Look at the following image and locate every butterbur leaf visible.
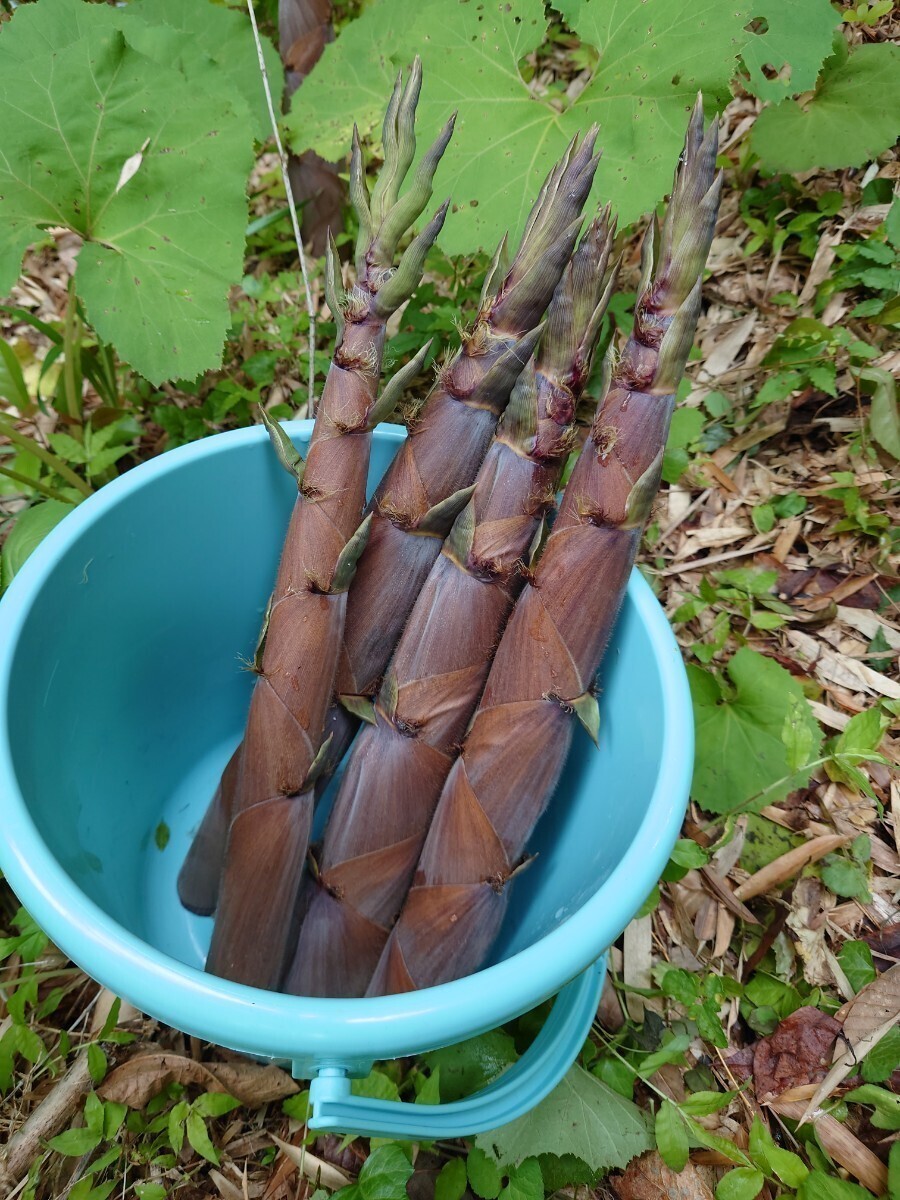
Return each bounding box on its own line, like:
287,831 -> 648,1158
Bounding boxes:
782,693 -> 815,772
118,0 -> 281,140
358,1145 -> 415,1200
425,1030 -> 518,1102
689,648 -> 823,815
537,1154 -> 598,1191
475,1065 -> 651,1171
352,1069 -> 401,1103
290,0 -> 753,252
655,1100 -> 689,1172
0,0 -> 256,384
739,0 -> 840,101
414,1067 -> 441,1106
751,42 -> 900,172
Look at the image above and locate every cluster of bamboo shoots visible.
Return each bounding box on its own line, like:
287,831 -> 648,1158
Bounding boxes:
178,61 -> 721,997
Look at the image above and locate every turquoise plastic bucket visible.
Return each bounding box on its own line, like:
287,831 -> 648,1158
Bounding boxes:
0,422 -> 692,1139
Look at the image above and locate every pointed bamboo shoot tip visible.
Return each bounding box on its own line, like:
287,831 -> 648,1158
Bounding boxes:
259,405 -> 304,485
303,734 -> 335,789
572,691 -> 601,747
340,694 -> 378,725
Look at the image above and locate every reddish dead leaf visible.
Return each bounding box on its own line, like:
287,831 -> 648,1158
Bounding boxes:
727,1006 -> 841,1101
862,921 -> 900,971
614,1151 -> 715,1200
769,565 -> 884,611
99,1051 -> 298,1108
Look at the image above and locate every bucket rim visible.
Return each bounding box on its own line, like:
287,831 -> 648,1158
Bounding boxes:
0,422 -> 692,1062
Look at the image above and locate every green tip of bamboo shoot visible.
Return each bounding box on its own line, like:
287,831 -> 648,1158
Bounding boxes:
258,406 -> 304,485
331,513 -> 374,593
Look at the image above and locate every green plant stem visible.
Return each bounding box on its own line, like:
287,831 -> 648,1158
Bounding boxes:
61,276 -> 83,421
0,465 -> 76,504
0,417 -> 92,496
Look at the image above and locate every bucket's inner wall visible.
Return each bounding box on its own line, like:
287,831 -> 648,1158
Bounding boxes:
7,426 -> 665,976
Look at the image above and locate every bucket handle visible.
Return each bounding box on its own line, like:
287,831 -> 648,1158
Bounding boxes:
307,958 -> 604,1140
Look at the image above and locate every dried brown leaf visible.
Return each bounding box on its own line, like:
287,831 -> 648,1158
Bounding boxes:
786,878 -> 835,987
206,1061 -> 299,1107
615,1151 -> 716,1200
843,961 -> 900,1045
769,1099 -> 888,1195
99,1052 -> 225,1108
99,1052 -> 298,1109
862,920 -> 900,969
733,835 -> 850,901
270,1136 -> 353,1190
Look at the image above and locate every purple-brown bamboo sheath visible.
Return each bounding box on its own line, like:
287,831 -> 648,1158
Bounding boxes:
369,100 -> 722,995
188,63 -> 455,987
284,212 -> 616,998
310,132 -> 604,805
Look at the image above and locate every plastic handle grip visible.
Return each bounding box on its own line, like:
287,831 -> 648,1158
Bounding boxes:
307,958 -> 605,1140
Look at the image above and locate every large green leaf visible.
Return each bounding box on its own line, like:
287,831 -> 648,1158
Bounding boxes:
738,0 -> 840,102
0,0 -> 262,384
474,1064 -> 652,1171
689,648 -> 823,815
119,0 -> 282,141
751,41 -> 900,172
287,0 -> 839,254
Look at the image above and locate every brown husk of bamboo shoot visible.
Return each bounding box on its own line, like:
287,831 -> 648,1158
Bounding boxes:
311,132 -> 604,802
368,100 -> 722,996
178,66 -> 455,923
194,63 -> 454,988
284,213 -> 617,998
